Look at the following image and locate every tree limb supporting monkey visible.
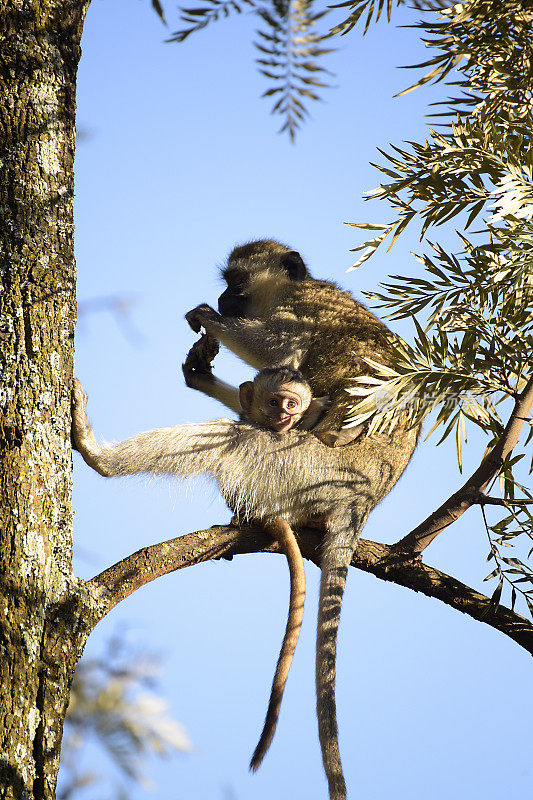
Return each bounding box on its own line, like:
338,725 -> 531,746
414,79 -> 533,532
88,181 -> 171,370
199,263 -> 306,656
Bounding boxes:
86,523 -> 533,655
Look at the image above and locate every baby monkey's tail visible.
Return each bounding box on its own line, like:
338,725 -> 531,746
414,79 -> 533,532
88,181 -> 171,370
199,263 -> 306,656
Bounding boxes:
250,517 -> 305,771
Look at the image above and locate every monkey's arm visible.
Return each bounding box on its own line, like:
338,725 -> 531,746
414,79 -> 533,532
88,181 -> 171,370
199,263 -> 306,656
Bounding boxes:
185,373 -> 242,415
185,304 -> 310,370
299,396 -> 364,446
298,395 -> 331,431
71,379 -> 112,476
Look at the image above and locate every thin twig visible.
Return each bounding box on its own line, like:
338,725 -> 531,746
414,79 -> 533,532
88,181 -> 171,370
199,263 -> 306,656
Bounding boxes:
478,496 -> 533,507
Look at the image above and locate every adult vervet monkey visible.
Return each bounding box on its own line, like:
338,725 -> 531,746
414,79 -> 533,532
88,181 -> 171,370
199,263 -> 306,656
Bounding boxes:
183,239 -> 419,799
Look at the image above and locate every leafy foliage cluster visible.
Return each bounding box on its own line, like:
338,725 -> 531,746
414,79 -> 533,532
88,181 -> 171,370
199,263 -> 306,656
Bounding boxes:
344,0 -> 533,613
167,0 -> 454,138
330,0 -> 451,38
168,0 -> 451,138
169,0 -> 333,140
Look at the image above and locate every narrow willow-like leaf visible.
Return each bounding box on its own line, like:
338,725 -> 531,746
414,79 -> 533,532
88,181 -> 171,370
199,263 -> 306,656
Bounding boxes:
151,0 -> 167,23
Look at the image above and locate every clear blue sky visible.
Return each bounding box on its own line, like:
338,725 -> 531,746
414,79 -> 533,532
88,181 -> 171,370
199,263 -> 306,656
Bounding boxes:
70,2 -> 531,798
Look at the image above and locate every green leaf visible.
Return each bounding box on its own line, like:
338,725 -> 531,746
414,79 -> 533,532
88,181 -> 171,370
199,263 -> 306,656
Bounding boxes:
151,0 -> 167,23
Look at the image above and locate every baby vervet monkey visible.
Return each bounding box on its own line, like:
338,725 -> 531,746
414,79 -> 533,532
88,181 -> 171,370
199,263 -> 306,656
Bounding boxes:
183,336 -> 360,772
237,364 -> 362,766
239,365 -> 325,432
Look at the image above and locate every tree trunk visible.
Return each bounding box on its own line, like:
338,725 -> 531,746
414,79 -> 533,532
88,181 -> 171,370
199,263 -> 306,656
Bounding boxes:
0,0 -> 89,796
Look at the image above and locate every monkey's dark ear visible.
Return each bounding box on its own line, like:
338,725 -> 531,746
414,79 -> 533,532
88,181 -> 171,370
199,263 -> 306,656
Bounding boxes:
281,251 -> 308,281
239,381 -> 255,413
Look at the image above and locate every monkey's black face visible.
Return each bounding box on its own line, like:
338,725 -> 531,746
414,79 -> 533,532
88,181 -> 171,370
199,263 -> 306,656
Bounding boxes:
218,267 -> 249,317
217,245 -> 308,317
218,285 -> 248,317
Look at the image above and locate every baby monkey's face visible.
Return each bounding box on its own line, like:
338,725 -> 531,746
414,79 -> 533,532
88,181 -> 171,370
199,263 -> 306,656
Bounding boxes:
261,384 -> 310,433
238,370 -> 312,433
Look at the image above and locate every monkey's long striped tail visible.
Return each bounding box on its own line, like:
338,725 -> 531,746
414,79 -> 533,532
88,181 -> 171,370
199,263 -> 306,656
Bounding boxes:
316,512 -> 368,800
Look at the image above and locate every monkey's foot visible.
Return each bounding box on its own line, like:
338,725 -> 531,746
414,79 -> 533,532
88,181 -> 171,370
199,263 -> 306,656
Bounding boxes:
182,333 -> 220,386
314,424 -> 364,448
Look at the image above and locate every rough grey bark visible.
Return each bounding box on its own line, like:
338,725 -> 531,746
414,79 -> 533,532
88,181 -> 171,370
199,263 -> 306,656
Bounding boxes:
0,0 -> 90,796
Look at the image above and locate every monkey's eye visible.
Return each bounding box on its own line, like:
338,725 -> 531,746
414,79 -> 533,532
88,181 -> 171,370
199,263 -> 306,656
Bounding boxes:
268,398 -> 280,408
222,267 -> 247,291
287,400 -> 297,409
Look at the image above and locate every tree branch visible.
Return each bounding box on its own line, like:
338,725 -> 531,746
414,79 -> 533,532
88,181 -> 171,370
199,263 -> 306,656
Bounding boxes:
87,523 -> 533,654
395,375 -> 533,554
479,496 -> 533,507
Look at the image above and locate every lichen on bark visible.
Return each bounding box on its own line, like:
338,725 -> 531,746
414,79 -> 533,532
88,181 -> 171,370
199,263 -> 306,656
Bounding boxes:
0,0 -> 90,796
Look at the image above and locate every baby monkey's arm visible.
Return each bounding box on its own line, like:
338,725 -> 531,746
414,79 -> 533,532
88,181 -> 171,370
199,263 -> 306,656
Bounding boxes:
298,395 -> 364,447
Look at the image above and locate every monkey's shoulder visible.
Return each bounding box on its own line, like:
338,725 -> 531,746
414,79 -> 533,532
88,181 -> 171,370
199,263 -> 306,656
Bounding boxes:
281,279 -> 388,331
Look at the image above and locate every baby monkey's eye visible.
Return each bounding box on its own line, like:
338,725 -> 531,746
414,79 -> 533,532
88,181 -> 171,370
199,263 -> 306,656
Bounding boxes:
287,400 -> 297,409
268,398 -> 280,407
